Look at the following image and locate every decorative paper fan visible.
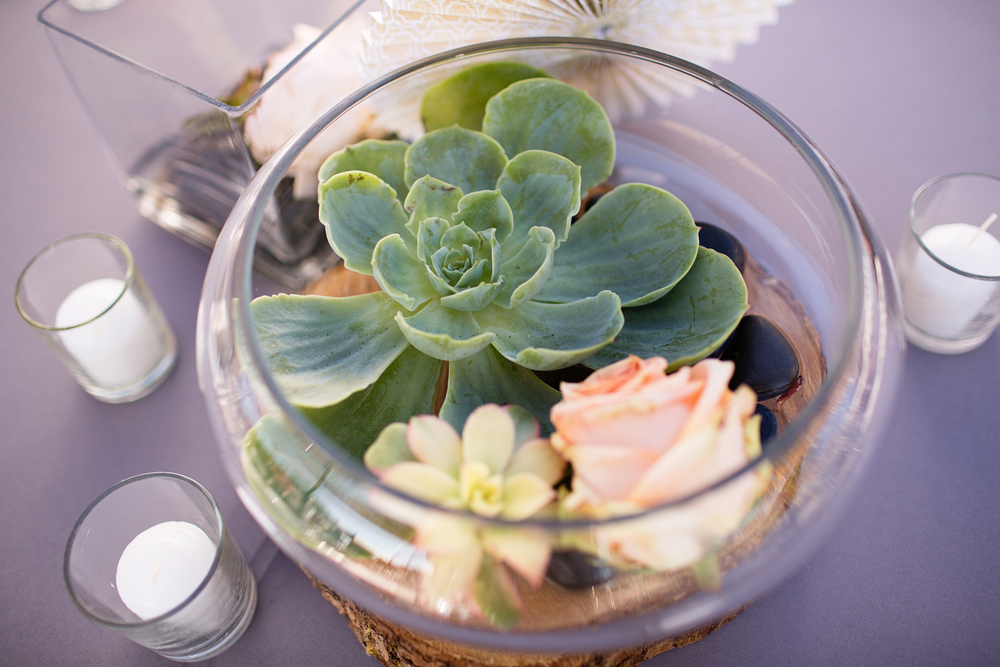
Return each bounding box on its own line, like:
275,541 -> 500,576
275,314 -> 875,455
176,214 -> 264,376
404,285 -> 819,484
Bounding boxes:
361,0 -> 793,137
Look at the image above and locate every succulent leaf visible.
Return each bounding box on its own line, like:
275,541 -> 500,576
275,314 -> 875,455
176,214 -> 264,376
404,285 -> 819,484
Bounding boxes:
318,138 -> 410,205
495,226 -> 556,309
299,345 -> 443,459
421,62 -> 552,132
461,404 -> 516,475
250,292 -> 409,408
472,554 -> 522,628
585,248 -> 749,372
372,234 -> 439,311
319,170 -> 411,274
403,176 -> 463,237
382,461 -> 460,504
363,423 -> 414,475
483,78 -> 615,192
537,183 -> 700,306
407,416 -> 463,477
452,190 -> 514,246
477,291 -> 624,371
439,280 -> 505,312
395,301 -> 496,361
404,126 -> 508,195
440,347 -> 561,433
497,150 -> 581,256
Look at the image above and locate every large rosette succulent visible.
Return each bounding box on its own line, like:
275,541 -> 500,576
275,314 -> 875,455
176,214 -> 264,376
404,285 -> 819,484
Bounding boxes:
250,63 -> 749,457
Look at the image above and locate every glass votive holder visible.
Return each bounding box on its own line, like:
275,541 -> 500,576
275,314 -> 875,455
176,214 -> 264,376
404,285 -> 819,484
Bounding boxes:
64,473 -> 258,662
896,173 -> 1000,354
15,232 -> 177,402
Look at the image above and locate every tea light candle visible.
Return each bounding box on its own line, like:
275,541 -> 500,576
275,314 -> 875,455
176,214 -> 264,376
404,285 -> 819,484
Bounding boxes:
55,278 -> 164,387
902,219 -> 1000,339
115,521 -> 216,620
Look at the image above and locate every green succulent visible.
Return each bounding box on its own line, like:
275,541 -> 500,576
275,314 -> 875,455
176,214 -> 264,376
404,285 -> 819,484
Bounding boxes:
250,64 -> 748,458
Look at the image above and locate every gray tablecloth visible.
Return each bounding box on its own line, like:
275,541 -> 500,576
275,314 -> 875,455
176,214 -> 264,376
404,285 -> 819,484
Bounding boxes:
2,0 -> 999,664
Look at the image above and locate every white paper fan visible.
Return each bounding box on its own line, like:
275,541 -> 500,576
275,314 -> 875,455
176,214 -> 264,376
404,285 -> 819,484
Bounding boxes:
360,0 -> 794,137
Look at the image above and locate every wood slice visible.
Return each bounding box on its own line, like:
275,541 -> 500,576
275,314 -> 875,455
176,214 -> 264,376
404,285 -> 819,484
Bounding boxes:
305,570 -> 744,667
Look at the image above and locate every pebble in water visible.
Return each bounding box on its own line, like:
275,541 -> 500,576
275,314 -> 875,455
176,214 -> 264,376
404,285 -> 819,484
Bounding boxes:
546,549 -> 616,589
721,315 -> 800,400
696,222 -> 747,274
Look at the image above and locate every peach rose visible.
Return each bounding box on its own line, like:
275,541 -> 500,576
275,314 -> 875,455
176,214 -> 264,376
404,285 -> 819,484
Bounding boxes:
551,355 -> 761,515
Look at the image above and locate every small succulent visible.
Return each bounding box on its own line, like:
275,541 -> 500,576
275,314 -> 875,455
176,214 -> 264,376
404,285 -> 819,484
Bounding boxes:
250,62 -> 748,456
365,404 -> 565,626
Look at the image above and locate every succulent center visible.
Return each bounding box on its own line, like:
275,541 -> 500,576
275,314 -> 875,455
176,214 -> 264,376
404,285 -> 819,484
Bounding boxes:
459,460 -> 505,517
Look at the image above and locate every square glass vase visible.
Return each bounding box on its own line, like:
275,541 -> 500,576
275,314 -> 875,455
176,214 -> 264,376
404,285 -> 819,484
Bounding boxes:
38,0 -> 369,288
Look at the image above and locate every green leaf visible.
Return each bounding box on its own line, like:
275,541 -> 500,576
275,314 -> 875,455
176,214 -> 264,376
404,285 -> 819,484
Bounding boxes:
497,150 -> 580,256
395,300 -> 496,361
250,292 -> 409,408
416,217 -> 450,265
318,139 -> 410,205
537,183 -> 699,306
372,234 -> 439,311
404,126 -> 508,196
299,345 -> 443,460
477,291 -> 624,371
496,226 -> 556,309
439,280 -> 504,312
245,414 -> 331,515
319,171 -> 411,274
483,78 -> 615,192
584,247 -> 749,372
452,190 -> 513,246
472,554 -> 522,629
421,62 -> 552,132
440,346 -> 562,433
363,423 -> 415,476
403,176 -> 463,238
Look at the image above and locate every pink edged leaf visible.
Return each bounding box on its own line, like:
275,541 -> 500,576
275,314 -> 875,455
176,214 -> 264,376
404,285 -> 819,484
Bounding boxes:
364,423 -> 416,476
481,528 -> 551,588
381,461 -> 459,505
461,404 -> 515,475
500,473 -> 556,521
506,438 -> 566,486
407,415 -> 462,477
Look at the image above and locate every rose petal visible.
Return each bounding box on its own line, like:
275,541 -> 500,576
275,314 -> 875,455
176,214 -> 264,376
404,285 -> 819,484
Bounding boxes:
569,446 -> 658,502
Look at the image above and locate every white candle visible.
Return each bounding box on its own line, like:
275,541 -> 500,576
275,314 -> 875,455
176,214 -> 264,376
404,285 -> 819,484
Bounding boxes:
55,278 -> 164,387
901,222 -> 1000,338
116,521 -> 216,620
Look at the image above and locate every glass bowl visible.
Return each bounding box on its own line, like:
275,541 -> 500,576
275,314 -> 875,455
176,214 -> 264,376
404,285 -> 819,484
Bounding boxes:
197,38 -> 903,655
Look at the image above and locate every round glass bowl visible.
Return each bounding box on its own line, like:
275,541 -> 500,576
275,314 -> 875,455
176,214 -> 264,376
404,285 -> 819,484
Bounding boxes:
197,38 -> 903,655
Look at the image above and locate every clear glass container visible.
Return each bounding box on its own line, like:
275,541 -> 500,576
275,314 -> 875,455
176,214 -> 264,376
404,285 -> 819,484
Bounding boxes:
196,39 -> 904,655
64,473 -> 257,662
15,232 -> 177,402
896,172 -> 1000,354
37,0 -> 369,288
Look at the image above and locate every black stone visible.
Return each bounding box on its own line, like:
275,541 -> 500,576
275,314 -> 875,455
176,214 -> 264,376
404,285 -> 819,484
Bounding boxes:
533,364 -> 592,391
721,315 -> 800,400
707,327 -> 737,359
546,549 -> 616,589
696,221 -> 747,274
755,404 -> 778,445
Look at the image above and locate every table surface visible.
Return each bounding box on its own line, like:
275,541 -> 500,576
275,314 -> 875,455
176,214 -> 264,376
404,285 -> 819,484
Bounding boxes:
3,0 -> 999,665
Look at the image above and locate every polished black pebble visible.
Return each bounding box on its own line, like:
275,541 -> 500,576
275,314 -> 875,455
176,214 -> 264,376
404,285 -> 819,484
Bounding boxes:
546,549 -> 616,589
696,221 -> 747,274
534,364 -> 592,390
707,327 -> 737,359
755,403 -> 778,444
721,315 -> 800,400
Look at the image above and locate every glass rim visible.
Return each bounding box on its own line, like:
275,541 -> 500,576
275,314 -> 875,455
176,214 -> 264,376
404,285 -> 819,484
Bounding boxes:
909,171 -> 1000,281
230,37 -> 870,528
36,0 -> 370,119
14,231 -> 136,332
63,472 -> 226,629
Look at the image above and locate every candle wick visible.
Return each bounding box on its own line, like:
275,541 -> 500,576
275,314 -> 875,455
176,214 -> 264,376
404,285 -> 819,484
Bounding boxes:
150,558 -> 162,586
966,212 -> 998,248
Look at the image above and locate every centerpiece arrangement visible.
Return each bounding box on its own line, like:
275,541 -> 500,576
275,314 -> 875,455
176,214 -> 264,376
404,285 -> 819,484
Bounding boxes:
197,38 -> 900,667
